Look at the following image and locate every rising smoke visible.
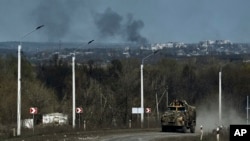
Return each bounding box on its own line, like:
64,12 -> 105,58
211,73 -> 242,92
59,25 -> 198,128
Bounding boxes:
94,7 -> 148,44
31,1 -> 148,44
124,13 -> 148,44
32,0 -> 81,42
94,8 -> 123,37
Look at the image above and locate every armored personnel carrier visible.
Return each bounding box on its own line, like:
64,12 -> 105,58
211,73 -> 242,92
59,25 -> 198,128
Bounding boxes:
161,99 -> 196,133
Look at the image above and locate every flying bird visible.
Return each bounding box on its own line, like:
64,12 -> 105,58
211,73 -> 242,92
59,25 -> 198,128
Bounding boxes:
88,40 -> 94,44
36,25 -> 44,30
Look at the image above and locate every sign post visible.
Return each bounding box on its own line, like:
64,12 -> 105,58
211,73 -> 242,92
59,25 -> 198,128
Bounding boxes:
29,107 -> 38,134
145,108 -> 151,128
76,107 -> 83,128
132,107 -> 143,127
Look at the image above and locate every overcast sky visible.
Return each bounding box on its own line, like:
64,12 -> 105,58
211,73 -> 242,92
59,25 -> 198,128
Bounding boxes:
1,0 -> 250,44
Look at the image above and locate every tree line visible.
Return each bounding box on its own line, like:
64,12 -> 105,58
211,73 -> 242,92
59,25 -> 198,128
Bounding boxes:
0,55 -> 249,128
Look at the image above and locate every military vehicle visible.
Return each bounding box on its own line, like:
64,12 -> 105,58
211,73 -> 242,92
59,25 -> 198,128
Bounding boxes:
161,99 -> 196,133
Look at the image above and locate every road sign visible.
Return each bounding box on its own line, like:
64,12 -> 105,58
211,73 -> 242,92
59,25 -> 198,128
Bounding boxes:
145,108 -> 151,113
76,107 -> 83,114
30,107 -> 38,114
132,107 -> 144,114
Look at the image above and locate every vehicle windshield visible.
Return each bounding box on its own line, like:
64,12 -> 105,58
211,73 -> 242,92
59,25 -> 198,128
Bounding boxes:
167,107 -> 176,111
178,107 -> 186,111
167,106 -> 186,111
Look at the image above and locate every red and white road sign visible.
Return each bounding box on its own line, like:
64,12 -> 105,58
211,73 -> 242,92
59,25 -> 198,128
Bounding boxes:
76,107 -> 83,114
30,107 -> 38,114
145,108 -> 151,113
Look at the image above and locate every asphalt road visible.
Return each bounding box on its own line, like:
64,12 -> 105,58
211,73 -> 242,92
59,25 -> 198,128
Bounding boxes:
6,128 -> 199,141
61,129 -> 199,141
99,132 -> 198,141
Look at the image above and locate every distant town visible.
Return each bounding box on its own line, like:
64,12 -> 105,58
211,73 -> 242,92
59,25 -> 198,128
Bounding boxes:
1,40 -> 250,64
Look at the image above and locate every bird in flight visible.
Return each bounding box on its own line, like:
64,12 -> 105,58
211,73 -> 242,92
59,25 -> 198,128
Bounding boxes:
88,40 -> 94,44
36,25 -> 44,30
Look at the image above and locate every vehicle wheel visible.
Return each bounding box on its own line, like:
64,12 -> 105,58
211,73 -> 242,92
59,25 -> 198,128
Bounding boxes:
182,126 -> 187,133
162,126 -> 166,132
190,126 -> 195,133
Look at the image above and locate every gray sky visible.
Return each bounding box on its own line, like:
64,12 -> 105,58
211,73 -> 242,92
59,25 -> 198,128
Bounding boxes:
1,0 -> 250,43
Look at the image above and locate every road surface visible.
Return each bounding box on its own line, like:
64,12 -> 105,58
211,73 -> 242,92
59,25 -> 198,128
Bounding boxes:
7,128 -> 199,141
99,131 -> 198,141
63,129 -> 199,141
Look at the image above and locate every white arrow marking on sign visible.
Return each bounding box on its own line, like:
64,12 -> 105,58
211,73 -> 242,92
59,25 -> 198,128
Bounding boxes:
76,107 -> 83,113
30,107 -> 37,114
146,108 -> 151,113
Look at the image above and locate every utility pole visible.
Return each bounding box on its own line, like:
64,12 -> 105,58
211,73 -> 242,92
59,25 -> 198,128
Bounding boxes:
140,50 -> 159,128
219,69 -> 222,126
72,54 -> 76,128
247,96 -> 249,125
166,86 -> 168,107
17,25 -> 44,136
156,91 -> 159,121
72,40 -> 94,128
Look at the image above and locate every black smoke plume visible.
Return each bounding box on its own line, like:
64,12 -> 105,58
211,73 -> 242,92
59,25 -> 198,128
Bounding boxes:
94,8 -> 123,37
124,14 -> 148,44
94,7 -> 148,44
32,0 -> 79,42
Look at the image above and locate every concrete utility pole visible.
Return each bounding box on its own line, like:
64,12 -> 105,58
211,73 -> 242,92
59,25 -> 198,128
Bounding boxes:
140,50 -> 158,128
140,63 -> 144,128
17,25 -> 44,136
166,86 -> 168,108
72,40 -> 94,128
247,96 -> 249,124
219,69 -> 222,126
155,91 -> 159,121
72,54 -> 76,128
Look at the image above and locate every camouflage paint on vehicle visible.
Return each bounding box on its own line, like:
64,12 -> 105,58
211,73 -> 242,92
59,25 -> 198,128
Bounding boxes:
161,100 -> 196,133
